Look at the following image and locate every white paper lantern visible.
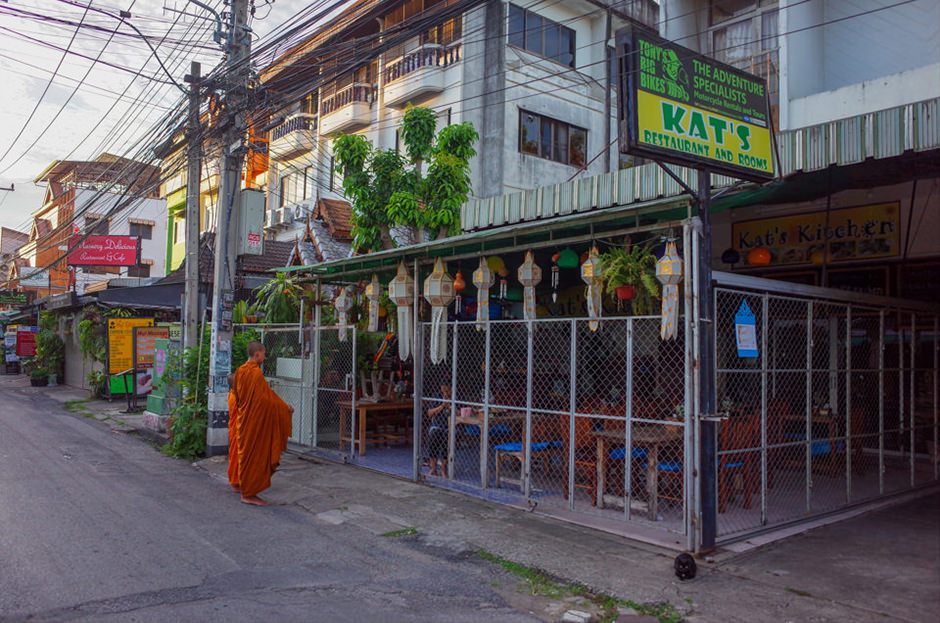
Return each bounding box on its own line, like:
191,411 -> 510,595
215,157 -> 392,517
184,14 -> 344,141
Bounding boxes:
388,261 -> 415,360
334,285 -> 353,342
581,246 -> 603,332
472,257 -> 495,329
517,251 -> 542,320
364,274 -> 382,333
656,241 -> 682,340
423,258 -> 454,364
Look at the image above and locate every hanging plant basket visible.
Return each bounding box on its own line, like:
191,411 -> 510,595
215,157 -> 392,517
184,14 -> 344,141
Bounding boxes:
615,285 -> 636,300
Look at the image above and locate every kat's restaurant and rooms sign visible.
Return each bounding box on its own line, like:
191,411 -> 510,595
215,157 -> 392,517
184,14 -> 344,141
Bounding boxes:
733,203 -> 900,266
616,27 -> 774,182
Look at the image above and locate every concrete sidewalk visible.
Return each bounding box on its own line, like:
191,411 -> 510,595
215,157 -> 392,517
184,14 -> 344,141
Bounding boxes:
17,377 -> 940,622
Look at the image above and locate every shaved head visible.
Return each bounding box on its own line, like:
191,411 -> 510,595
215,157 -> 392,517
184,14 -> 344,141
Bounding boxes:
247,341 -> 265,357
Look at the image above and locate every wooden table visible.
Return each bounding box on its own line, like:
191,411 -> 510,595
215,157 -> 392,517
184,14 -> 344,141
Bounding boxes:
594,424 -> 682,520
337,399 -> 413,456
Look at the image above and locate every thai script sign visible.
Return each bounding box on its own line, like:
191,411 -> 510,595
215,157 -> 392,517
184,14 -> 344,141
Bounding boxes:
732,203 -> 899,266
16,326 -> 38,357
68,235 -> 140,267
616,27 -> 774,181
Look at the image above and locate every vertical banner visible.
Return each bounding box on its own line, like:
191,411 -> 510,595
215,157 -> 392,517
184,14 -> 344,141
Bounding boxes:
16,326 -> 39,357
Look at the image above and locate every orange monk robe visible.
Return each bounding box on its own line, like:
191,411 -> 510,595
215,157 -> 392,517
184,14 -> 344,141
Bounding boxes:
227,390 -> 239,488
233,361 -> 292,498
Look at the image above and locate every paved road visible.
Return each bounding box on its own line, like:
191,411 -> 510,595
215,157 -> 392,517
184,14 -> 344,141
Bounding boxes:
0,386 -> 539,623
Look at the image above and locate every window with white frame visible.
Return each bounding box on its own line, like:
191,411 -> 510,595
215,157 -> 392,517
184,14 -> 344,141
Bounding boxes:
507,4 -> 576,68
278,166 -> 313,207
709,1 -> 779,125
519,110 -> 586,167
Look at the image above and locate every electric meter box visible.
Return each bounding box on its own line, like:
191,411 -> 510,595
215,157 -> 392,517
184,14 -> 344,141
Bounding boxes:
237,188 -> 265,256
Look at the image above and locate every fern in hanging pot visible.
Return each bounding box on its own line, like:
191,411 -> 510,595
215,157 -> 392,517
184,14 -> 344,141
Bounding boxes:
601,242 -> 660,315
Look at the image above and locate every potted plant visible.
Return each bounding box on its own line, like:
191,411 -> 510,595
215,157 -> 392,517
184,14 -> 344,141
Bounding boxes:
601,242 -> 660,313
26,361 -> 49,387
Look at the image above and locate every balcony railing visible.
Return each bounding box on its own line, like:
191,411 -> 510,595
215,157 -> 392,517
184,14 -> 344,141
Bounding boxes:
321,83 -> 374,117
385,43 -> 461,84
271,113 -> 317,141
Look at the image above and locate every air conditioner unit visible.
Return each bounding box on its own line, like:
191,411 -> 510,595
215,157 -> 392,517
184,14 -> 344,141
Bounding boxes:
294,205 -> 304,220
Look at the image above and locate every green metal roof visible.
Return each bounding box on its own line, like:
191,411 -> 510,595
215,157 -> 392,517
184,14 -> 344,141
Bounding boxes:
276,195 -> 691,281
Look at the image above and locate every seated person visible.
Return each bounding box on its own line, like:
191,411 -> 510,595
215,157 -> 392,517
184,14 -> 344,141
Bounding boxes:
425,377 -> 453,477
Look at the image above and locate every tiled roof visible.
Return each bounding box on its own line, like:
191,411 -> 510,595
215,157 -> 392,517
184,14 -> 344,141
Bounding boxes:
307,218 -> 352,262
313,198 -> 352,240
159,233 -> 296,284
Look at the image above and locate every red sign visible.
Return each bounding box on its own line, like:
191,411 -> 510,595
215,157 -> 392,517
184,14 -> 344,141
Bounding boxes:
67,235 -> 140,266
16,326 -> 38,357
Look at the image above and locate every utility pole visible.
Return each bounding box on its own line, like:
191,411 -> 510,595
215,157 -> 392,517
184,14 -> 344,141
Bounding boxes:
206,0 -> 251,456
183,61 -> 202,352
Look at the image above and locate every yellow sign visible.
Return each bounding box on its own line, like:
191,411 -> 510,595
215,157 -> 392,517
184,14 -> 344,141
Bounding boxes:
637,90 -> 773,176
732,203 -> 900,266
107,318 -> 153,374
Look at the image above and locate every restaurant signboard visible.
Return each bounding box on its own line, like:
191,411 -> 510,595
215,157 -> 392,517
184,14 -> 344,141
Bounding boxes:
732,202 -> 900,266
616,27 -> 774,181
67,235 -> 140,267
0,290 -> 29,305
133,326 -> 169,395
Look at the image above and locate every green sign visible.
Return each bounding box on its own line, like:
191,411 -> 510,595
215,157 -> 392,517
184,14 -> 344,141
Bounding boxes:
0,291 -> 29,305
616,27 -> 774,182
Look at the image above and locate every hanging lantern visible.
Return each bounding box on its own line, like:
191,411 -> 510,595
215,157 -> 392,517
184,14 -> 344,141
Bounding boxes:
656,241 -> 683,340
334,286 -> 353,342
453,270 -> 466,314
498,266 -> 509,301
365,274 -> 382,332
551,252 -> 560,302
581,245 -> 603,332
557,248 -> 579,269
517,251 -> 542,320
748,247 -> 772,266
486,255 -> 505,274
388,261 -> 415,360
423,258 -> 455,364
472,256 -> 495,329
721,248 -> 740,266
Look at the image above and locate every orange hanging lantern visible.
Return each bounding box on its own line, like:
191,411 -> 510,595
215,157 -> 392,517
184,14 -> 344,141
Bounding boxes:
747,247 -> 772,266
453,270 -> 466,314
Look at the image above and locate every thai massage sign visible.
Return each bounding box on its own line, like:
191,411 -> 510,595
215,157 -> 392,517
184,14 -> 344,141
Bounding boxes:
616,27 -> 774,181
733,203 -> 900,266
67,235 -> 140,266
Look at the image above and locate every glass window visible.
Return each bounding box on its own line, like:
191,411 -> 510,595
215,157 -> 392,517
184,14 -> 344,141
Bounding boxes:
569,127 -> 587,167
127,264 -> 150,278
508,4 -> 525,48
519,110 -> 586,167
543,24 -> 560,61
558,27 -> 575,68
524,12 -> 543,56
129,223 -> 152,240
85,217 -> 108,235
553,123 -> 568,164
710,0 -> 759,25
519,112 -> 539,155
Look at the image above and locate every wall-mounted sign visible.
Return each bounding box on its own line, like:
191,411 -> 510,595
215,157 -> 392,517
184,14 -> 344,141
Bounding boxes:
0,291 -> 29,305
616,27 -> 774,182
732,202 -> 900,266
734,300 -> 758,358
16,325 -> 38,357
67,235 -> 140,267
19,268 -> 49,289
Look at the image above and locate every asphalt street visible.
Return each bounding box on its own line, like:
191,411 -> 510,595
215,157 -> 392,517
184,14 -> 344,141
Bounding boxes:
0,385 -> 541,623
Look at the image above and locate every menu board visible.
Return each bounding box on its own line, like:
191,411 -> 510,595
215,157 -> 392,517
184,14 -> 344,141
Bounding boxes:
107,318 -> 153,375
133,326 -> 169,395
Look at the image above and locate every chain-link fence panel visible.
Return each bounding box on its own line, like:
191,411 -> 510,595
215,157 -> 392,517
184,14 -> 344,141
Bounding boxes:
255,325 -> 307,446
914,312 -> 938,485
314,327 -> 355,454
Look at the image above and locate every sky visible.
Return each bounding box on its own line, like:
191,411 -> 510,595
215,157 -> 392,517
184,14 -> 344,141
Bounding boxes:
0,0 -> 314,234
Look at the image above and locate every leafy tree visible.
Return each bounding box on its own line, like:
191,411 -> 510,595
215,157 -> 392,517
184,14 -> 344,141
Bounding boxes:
333,107 -> 478,252
252,272 -> 308,324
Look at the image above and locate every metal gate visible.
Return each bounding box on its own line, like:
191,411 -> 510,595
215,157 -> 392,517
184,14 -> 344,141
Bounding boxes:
713,278 -> 939,541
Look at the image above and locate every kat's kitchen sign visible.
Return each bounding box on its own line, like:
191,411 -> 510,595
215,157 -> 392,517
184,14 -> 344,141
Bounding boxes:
733,203 -> 900,266
616,27 -> 774,182
67,235 -> 140,267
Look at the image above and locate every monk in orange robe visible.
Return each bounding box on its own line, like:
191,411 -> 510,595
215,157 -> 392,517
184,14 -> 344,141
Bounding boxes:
232,341 -> 293,506
226,373 -> 240,492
